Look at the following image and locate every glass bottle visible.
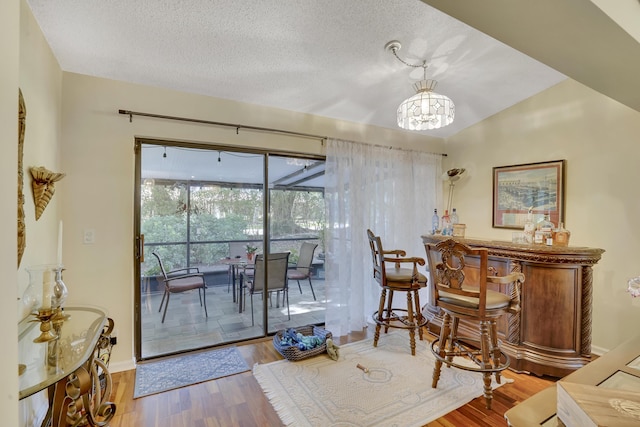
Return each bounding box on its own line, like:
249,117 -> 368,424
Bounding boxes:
451,208 -> 459,225
23,264 -> 68,313
535,214 -> 554,245
523,208 -> 535,244
431,209 -> 439,235
441,210 -> 451,236
553,222 -> 571,247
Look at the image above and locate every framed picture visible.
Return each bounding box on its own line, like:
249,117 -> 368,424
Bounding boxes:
493,160 -> 566,229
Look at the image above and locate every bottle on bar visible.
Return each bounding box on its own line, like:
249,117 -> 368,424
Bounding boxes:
536,213 -> 554,245
451,208 -> 459,226
523,207 -> 535,244
441,210 -> 452,236
553,222 -> 571,246
431,209 -> 439,235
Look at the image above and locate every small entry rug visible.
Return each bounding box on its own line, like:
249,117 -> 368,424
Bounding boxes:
134,346 -> 249,398
253,331 -> 512,426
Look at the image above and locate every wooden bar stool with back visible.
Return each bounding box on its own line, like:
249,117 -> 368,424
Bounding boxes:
367,229 -> 428,356
424,238 -> 525,410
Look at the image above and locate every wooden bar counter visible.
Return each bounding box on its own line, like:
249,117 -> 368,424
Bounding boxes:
421,235 -> 605,378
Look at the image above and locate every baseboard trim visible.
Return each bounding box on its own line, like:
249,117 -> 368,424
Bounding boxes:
590,344 -> 608,357
108,358 -> 136,373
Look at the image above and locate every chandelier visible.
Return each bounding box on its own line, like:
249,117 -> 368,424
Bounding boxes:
385,40 -> 455,131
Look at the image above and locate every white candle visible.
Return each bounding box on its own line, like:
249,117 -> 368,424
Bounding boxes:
42,269 -> 53,309
57,220 -> 63,266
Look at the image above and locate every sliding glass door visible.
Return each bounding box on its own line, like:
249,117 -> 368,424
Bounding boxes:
266,155 -> 326,334
134,141 -> 325,361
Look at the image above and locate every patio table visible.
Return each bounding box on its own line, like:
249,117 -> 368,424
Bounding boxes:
220,257 -> 250,313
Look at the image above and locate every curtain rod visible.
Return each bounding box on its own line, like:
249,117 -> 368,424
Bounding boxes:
118,109 -> 447,157
119,109 -> 327,141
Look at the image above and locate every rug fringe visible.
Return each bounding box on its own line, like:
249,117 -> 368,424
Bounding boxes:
252,363 -> 299,426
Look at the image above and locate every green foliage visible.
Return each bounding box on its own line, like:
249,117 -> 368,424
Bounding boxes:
288,248 -> 299,265
141,182 -> 188,218
189,213 -> 247,241
270,190 -> 325,238
142,260 -> 163,277
141,215 -> 187,243
141,181 -> 325,275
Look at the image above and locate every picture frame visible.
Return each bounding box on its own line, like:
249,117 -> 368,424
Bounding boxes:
492,160 -> 566,229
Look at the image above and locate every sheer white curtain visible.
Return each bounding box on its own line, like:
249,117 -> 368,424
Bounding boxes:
323,138 -> 442,337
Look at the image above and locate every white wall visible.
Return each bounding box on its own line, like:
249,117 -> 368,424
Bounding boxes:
444,78 -> 640,352
18,0 -> 64,298
1,0 -> 20,424
59,72 -> 446,370
16,1 -> 64,424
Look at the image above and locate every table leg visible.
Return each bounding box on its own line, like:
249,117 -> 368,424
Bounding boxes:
231,265 -> 236,303
238,271 -> 244,313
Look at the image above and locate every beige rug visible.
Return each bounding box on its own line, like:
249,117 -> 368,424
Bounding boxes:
253,331 -> 512,426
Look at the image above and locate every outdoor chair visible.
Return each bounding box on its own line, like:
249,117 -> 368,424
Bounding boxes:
242,252 -> 290,326
287,242 -> 318,300
367,229 -> 428,356
424,238 -> 525,409
152,252 -> 208,323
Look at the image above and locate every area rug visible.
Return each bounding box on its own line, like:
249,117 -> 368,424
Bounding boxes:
134,346 -> 249,398
253,331 -> 513,426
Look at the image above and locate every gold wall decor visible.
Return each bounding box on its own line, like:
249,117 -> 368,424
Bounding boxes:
30,166 -> 65,220
18,89 -> 26,268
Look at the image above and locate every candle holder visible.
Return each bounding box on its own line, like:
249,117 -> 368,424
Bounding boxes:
23,265 -> 69,342
31,308 -> 57,343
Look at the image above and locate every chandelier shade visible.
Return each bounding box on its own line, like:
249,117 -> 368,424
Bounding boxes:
397,79 -> 455,130
386,40 -> 455,131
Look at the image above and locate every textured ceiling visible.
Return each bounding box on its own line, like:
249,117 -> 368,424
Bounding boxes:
27,0 -> 567,139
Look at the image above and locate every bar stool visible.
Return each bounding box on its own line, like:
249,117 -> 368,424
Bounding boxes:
367,229 -> 428,356
424,238 -> 525,409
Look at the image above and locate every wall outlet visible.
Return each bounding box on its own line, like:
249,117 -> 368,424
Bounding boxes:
83,229 -> 95,244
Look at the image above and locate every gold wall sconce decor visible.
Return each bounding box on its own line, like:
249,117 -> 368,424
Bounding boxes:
30,166 -> 65,220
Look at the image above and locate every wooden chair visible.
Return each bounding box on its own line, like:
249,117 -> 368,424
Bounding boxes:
424,238 -> 525,410
367,229 -> 428,356
242,252 -> 290,326
152,252 -> 208,323
287,242 -> 318,300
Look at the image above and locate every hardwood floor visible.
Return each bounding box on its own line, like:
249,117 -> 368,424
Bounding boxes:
109,328 -> 556,427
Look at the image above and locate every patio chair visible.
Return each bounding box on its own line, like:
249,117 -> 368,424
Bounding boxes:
287,242 -> 318,300
152,252 -> 208,323
242,252 -> 290,326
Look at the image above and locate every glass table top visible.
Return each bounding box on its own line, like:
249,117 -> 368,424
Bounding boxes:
18,306 -> 107,400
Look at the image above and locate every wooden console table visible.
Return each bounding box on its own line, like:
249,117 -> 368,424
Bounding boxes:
421,235 -> 604,377
504,334 -> 640,426
19,306 -> 116,427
